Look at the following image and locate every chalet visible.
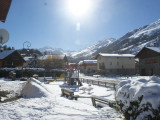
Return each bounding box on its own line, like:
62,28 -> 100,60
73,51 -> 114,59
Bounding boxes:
96,53 -> 135,75
78,60 -> 97,74
135,47 -> 160,76
0,50 -> 25,68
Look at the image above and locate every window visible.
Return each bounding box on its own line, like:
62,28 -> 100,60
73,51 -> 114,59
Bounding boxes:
149,59 -> 153,64
145,60 -> 147,64
99,63 -> 101,69
154,58 -> 158,63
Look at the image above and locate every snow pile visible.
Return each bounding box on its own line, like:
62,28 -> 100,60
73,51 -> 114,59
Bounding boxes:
116,76 -> 160,119
21,78 -> 51,98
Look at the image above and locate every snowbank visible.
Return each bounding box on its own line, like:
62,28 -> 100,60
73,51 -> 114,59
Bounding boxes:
21,78 -> 51,98
116,76 -> 160,119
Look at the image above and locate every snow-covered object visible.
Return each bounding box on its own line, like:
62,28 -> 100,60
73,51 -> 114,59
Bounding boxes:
83,60 -> 97,64
116,76 -> 160,119
86,84 -> 93,94
21,78 -> 51,98
99,53 -> 135,57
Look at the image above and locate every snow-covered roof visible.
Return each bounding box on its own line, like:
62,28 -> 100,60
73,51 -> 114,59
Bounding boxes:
0,50 -> 15,59
24,56 -> 33,61
78,61 -> 83,65
83,60 -> 97,64
68,63 -> 76,65
99,53 -> 135,58
146,47 -> 160,53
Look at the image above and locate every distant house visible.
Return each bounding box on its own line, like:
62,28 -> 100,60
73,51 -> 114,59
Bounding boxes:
0,50 -> 25,68
96,53 -> 135,75
135,47 -> 160,76
64,63 -> 77,70
78,60 -> 97,74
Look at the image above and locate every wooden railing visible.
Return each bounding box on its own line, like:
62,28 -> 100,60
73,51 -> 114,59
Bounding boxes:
79,78 -> 118,88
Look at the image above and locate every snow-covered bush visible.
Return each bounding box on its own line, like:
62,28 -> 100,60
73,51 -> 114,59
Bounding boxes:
116,76 -> 160,120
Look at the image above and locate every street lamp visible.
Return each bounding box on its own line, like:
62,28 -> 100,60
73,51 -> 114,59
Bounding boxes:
22,41 -> 31,78
23,41 -> 31,50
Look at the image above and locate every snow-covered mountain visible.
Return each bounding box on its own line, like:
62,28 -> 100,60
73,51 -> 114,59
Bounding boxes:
39,38 -> 116,59
39,46 -> 74,56
71,38 -> 116,58
39,19 -> 160,61
95,19 -> 160,56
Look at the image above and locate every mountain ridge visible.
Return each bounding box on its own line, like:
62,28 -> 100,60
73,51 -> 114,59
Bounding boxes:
39,19 -> 160,62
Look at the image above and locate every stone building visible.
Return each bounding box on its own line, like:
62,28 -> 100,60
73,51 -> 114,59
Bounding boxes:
96,53 -> 135,75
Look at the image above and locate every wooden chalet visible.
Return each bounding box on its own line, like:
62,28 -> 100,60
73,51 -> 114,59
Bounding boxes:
0,50 -> 25,68
135,47 -> 160,76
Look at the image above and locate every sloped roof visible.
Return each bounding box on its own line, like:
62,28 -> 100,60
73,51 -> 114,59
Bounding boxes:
0,50 -> 15,59
83,60 -> 97,64
146,47 -> 160,53
98,53 -> 135,57
135,47 -> 160,58
0,0 -> 12,22
78,61 -> 83,65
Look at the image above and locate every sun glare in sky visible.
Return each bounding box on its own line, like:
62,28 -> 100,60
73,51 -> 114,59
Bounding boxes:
67,0 -> 92,18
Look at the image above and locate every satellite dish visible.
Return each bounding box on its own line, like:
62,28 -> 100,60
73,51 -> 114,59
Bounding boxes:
0,29 -> 9,45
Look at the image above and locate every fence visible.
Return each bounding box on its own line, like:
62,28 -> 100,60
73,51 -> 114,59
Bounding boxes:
79,78 -> 119,89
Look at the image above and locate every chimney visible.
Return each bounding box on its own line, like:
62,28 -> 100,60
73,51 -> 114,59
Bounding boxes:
0,47 -> 3,52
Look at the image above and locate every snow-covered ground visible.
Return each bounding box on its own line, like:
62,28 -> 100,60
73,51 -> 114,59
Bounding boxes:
0,78 -> 123,120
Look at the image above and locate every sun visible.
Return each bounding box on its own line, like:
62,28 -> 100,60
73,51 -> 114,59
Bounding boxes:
67,0 -> 92,18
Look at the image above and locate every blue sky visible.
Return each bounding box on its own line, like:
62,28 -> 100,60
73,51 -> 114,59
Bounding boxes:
1,0 -> 160,51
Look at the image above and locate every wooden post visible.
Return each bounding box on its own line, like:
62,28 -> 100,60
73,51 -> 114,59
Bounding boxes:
91,97 -> 96,106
